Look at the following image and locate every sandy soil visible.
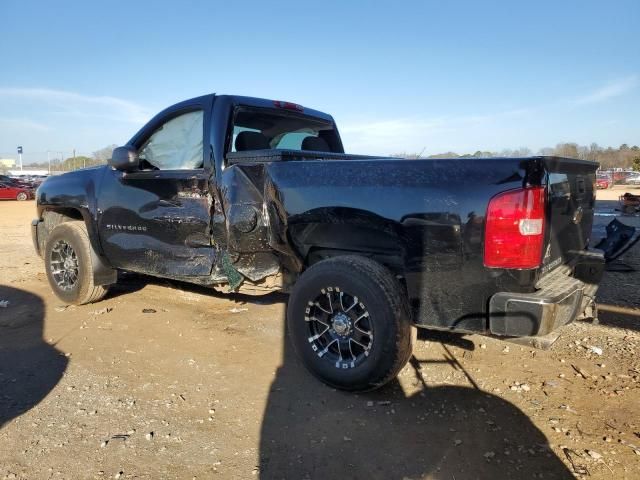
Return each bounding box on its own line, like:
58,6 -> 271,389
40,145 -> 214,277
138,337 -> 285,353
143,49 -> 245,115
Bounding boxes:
0,196 -> 639,480
595,184 -> 640,201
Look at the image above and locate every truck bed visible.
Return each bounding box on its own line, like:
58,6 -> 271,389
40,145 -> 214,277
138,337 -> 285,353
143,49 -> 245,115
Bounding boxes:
225,154 -> 600,334
226,149 -> 387,164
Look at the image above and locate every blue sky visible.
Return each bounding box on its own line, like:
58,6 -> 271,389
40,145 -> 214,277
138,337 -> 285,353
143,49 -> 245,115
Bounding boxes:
0,0 -> 638,163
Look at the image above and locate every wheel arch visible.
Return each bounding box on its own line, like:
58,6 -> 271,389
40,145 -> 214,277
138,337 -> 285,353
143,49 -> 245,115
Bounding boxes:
39,208 -> 116,286
287,208 -> 408,273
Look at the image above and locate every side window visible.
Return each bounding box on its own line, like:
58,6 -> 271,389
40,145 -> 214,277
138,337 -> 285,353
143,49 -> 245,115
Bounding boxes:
139,110 -> 203,170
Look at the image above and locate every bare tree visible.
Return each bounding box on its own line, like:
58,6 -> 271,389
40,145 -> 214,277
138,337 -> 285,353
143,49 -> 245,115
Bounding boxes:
92,144 -> 118,163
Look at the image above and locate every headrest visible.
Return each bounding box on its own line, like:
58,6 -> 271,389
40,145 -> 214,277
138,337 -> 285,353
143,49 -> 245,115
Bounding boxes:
235,131 -> 270,151
301,136 -> 331,152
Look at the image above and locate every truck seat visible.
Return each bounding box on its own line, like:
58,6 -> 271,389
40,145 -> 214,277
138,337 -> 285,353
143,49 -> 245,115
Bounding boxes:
301,136 -> 331,152
235,131 -> 270,151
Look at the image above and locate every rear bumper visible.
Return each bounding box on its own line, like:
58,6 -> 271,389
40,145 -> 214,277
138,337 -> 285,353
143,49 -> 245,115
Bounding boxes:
489,250 -> 604,337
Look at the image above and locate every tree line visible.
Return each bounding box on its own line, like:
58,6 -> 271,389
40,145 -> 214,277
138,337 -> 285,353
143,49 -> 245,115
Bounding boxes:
24,145 -> 118,172
396,143 -> 640,170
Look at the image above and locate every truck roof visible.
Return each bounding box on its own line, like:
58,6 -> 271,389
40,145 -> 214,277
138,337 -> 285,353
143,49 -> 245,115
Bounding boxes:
157,94 -> 335,123
224,95 -> 335,122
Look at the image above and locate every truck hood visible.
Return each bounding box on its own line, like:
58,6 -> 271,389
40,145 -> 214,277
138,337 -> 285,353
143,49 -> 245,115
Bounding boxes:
36,165 -> 109,212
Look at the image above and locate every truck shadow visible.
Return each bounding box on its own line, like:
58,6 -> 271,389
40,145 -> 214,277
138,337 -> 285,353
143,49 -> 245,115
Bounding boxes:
258,321 -> 573,479
593,308 -> 640,332
0,286 -> 67,429
591,241 -> 640,332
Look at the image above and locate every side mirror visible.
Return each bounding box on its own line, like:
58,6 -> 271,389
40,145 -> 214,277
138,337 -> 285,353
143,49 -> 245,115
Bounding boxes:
109,146 -> 139,171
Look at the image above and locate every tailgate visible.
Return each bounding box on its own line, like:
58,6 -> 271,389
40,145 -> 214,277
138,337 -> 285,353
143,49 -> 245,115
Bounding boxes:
542,157 -> 599,273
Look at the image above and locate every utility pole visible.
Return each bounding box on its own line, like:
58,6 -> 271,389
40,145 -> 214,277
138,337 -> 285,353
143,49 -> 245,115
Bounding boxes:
47,151 -> 51,174
73,149 -> 76,171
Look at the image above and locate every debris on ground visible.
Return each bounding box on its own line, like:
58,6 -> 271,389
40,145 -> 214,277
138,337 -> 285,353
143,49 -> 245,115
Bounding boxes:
595,218 -> 638,261
562,447 -> 589,476
0,300 -> 8,308
91,307 -> 113,315
587,345 -> 603,355
509,382 -> 531,392
229,307 -> 248,313
571,364 -> 592,379
619,192 -> 640,215
142,308 -> 157,314
587,450 -> 603,460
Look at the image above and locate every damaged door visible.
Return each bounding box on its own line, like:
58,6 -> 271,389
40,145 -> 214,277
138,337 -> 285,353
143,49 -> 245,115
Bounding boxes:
97,109 -> 215,278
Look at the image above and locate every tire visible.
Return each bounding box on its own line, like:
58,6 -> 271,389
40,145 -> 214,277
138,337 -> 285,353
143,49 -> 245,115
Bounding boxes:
44,221 -> 110,305
16,192 -> 28,201
287,255 -> 414,392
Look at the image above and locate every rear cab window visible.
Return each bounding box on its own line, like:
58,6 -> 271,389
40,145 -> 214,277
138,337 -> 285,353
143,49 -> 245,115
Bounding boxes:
229,107 -> 340,154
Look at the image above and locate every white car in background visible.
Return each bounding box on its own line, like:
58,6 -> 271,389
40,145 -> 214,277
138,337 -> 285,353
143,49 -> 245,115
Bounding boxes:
626,172 -> 640,185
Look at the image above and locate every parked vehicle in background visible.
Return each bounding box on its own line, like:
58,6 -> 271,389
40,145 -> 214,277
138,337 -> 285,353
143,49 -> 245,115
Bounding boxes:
0,174 -> 19,184
1,174 -> 34,190
600,169 -> 634,185
21,175 -> 47,186
596,175 -> 612,189
32,94 -> 605,391
0,182 -> 33,201
7,174 -> 48,189
625,172 -> 640,185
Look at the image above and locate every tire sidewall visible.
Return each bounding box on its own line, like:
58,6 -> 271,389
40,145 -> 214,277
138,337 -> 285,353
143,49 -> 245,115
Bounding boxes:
287,260 -> 404,390
44,224 -> 91,304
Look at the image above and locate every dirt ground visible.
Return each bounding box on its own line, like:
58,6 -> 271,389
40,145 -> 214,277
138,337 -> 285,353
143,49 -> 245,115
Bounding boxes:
1,187 -> 639,480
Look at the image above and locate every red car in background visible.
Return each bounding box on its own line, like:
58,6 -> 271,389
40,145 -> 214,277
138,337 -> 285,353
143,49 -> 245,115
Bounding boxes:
0,182 -> 34,200
596,175 -> 612,189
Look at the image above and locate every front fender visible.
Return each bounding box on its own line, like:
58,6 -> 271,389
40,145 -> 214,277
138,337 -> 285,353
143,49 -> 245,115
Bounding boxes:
35,167 -> 116,286
36,167 -> 108,257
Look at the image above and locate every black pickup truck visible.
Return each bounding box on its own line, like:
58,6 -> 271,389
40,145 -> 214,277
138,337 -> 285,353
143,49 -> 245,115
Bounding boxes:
32,94 -> 604,391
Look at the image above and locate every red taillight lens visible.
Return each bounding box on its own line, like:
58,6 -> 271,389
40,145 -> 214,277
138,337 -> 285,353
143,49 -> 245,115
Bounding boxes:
484,187 -> 546,269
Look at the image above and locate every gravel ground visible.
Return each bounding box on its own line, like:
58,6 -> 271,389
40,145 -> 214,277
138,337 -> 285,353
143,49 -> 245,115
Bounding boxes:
0,190 -> 639,480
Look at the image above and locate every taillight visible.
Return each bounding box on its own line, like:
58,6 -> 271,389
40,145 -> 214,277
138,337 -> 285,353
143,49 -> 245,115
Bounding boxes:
484,187 -> 546,269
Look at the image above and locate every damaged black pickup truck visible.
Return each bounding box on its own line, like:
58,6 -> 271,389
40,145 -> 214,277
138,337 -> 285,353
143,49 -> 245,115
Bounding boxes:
32,94 -> 605,391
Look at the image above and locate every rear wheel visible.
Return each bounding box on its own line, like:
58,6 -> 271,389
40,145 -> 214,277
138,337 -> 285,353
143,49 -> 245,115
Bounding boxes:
287,255 -> 414,392
44,221 -> 110,305
16,192 -> 28,201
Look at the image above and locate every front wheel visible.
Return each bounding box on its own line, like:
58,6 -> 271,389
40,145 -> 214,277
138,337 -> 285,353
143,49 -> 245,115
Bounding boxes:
287,255 -> 414,392
44,221 -> 110,305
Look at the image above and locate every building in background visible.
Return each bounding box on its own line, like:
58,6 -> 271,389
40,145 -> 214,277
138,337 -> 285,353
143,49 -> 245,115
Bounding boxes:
8,169 -> 50,176
0,158 -> 16,169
